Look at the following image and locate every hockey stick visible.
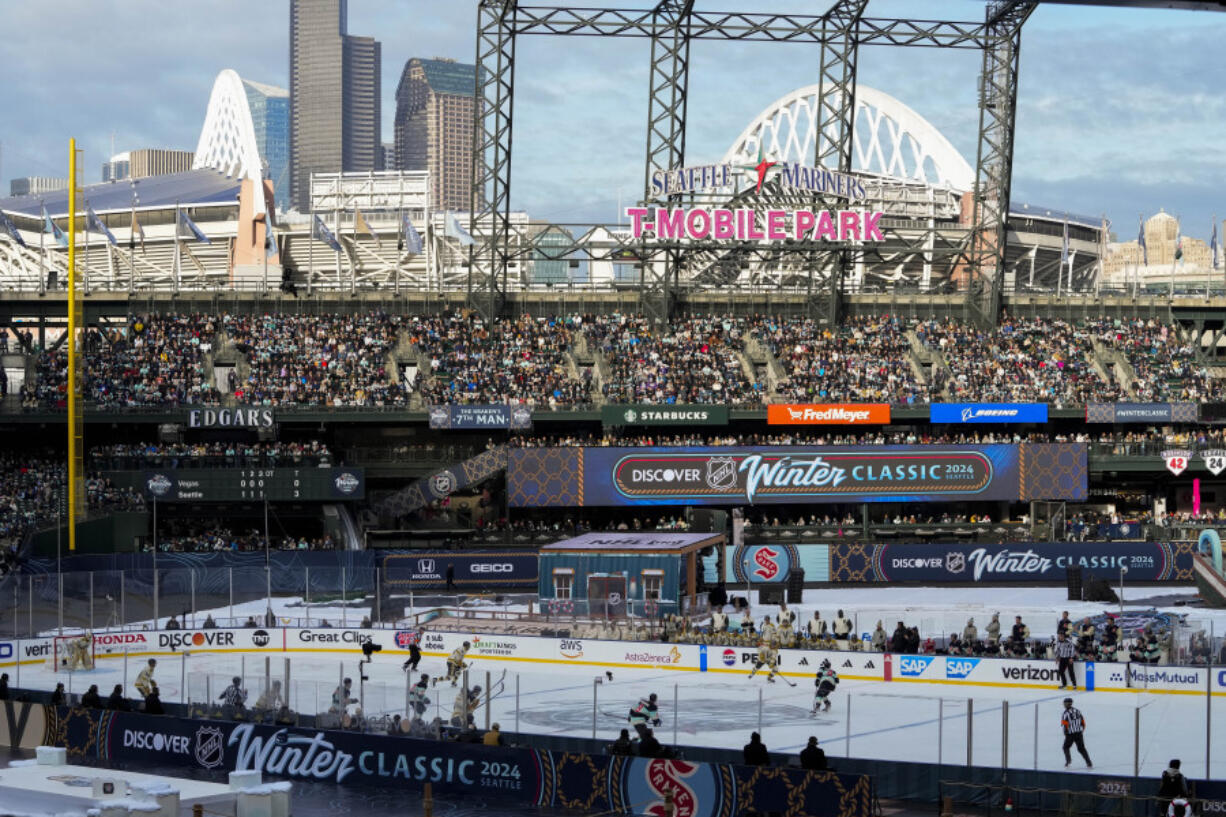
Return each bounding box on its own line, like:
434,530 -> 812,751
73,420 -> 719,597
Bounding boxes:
486,668 -> 509,702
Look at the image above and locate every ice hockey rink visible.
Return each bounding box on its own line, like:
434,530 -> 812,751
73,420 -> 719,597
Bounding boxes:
10,585 -> 1225,782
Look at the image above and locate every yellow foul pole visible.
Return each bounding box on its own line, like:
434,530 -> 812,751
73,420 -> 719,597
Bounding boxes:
67,139 -> 82,551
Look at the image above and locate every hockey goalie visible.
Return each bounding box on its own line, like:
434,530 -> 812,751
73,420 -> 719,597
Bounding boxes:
64,633 -> 94,671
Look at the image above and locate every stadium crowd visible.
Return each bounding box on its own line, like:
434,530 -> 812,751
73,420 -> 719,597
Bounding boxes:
89,441 -> 333,469
410,313 -> 590,409
1086,317 -> 1225,401
146,522 -> 337,553
751,314 -> 929,403
0,455 -> 144,546
593,313 -> 763,406
226,312 -> 406,407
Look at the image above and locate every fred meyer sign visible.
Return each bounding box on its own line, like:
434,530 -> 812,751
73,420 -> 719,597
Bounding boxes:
767,404 -> 890,425
601,405 -> 728,427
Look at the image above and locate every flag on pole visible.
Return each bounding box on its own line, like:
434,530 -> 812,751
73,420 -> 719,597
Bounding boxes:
43,205 -> 67,247
87,203 -> 118,246
177,209 -> 212,244
1137,216 -> 1148,266
1212,220 -> 1220,269
1060,213 -> 1069,264
130,211 -> 146,253
0,210 -> 26,248
446,212 -> 475,246
402,212 -> 424,255
1175,231 -> 1183,262
265,227 -> 277,258
354,208 -> 380,247
313,214 -> 341,252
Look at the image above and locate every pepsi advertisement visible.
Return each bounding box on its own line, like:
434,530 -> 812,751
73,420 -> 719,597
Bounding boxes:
929,403 -> 1048,424
870,541 -> 1189,583
509,444 -> 1086,507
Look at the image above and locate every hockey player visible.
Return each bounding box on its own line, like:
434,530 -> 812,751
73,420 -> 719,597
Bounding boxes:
760,617 -> 778,645
134,659 -> 157,700
812,659 -> 840,714
409,674 -> 431,716
748,641 -> 781,683
435,641 -> 471,687
628,693 -> 661,740
66,633 -> 93,671
451,685 -> 482,726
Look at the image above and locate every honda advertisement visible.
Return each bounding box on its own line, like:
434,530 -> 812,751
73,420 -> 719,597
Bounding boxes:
382,551 -> 539,589
871,541 -> 1189,582
929,403 -> 1048,424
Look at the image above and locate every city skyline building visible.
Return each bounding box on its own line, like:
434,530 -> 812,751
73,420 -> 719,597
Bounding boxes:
288,0 -> 380,211
9,176 -> 67,197
243,78 -> 290,211
393,57 -> 478,212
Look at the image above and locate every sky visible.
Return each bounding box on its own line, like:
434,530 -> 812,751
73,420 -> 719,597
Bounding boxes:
0,0 -> 1222,242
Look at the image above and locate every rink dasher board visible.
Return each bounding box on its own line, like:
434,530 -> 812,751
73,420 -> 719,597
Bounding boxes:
3,628 -> 1224,697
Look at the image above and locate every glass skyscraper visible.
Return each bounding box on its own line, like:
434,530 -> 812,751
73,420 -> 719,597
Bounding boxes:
243,79 -> 290,212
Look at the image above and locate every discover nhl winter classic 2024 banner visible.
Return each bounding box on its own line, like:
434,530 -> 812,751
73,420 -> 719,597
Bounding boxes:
508,444 -> 1087,507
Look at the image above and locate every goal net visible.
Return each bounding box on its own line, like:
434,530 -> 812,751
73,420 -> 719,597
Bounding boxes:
51,633 -> 97,672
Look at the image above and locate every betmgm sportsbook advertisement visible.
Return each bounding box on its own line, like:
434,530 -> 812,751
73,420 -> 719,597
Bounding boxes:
509,444 -> 1086,507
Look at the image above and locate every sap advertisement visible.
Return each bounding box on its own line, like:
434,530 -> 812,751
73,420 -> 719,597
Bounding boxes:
873,541 -> 1190,582
509,444 -> 1087,507
929,403 -> 1048,424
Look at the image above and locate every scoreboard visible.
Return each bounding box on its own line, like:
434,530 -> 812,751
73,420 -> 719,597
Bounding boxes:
128,468 -> 365,502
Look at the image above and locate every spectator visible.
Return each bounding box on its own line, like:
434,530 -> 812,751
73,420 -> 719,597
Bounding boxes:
1159,759 -> 1187,810
609,728 -> 635,756
81,684 -> 102,709
800,736 -> 827,771
483,722 -> 504,746
165,616 -> 181,630
0,672 -> 8,700
50,683 -> 66,706
743,732 -> 770,766
107,685 -> 131,711
638,727 -> 663,758
144,687 -> 165,715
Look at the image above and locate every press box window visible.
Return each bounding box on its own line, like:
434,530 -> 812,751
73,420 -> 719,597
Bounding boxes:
553,568 -> 574,599
641,569 -> 664,601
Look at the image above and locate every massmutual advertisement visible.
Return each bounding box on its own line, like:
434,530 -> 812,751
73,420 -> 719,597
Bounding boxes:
929,403 -> 1048,424
509,444 -> 1086,507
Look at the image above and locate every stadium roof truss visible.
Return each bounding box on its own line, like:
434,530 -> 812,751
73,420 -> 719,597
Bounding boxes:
467,0 -> 1037,323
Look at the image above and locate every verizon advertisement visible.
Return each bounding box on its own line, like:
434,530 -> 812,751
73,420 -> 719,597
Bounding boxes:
382,552 -> 539,589
767,404 -> 891,425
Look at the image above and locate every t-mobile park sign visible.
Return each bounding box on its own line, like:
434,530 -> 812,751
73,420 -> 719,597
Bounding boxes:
631,161 -> 884,243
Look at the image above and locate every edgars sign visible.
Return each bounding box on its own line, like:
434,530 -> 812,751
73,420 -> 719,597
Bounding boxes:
188,408 -> 274,428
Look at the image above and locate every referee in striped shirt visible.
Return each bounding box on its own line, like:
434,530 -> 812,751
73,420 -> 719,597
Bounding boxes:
1054,632 -> 1078,689
1061,698 -> 1092,768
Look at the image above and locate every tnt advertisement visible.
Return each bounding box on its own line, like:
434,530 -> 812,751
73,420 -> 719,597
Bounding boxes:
509,444 -> 1087,507
865,541 -> 1192,583
383,552 -> 539,589
929,403 -> 1048,424
730,544 -> 797,583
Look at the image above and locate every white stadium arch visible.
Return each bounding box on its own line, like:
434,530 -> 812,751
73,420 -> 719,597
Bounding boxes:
193,69 -> 267,216
721,84 -> 974,193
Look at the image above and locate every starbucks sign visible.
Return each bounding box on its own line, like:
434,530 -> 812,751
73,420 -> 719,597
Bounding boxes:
600,404 -> 729,427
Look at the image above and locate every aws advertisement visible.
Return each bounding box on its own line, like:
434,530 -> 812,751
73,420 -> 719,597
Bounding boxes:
508,444 -> 1087,507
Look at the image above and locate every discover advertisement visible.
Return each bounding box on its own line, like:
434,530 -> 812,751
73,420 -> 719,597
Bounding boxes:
509,444 -> 1087,507
870,541 -> 1189,582
928,403 -> 1048,424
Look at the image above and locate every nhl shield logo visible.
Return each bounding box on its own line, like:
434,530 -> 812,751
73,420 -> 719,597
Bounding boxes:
705,457 -> 737,491
430,471 -> 457,498
945,552 -> 966,574
194,726 -> 225,769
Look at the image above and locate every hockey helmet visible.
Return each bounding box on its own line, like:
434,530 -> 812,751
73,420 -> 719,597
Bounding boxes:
463,641 -> 470,648
649,693 -> 658,702
820,659 -> 831,671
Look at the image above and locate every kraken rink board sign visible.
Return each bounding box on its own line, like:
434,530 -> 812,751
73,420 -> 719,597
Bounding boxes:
509,444 -> 1087,506
869,541 -> 1190,583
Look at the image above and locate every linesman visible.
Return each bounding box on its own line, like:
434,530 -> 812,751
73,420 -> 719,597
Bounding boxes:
1061,698 -> 1092,768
